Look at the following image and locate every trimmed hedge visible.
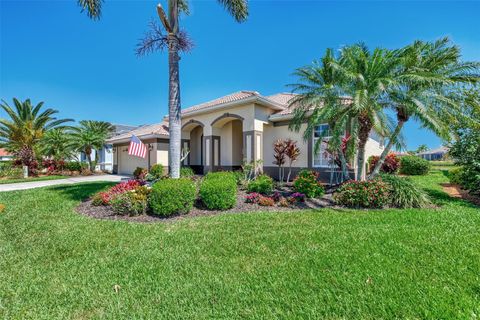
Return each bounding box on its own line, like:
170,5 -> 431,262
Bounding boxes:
247,174 -> 274,194
200,172 -> 237,210
400,156 -> 431,175
180,167 -> 195,178
149,164 -> 164,180
149,178 -> 196,216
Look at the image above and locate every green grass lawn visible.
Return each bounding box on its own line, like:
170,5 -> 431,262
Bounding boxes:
1,171 -> 479,319
0,175 -> 67,184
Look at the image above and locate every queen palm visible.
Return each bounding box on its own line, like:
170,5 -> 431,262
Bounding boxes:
0,98 -> 73,157
290,44 -> 399,180
368,38 -> 480,178
79,0 -> 249,178
71,120 -> 114,171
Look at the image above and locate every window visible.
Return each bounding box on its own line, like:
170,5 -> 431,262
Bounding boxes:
313,124 -> 332,167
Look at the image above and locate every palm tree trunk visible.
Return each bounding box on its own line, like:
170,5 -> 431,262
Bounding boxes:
356,114 -> 373,181
338,150 -> 351,181
167,33 -> 181,179
368,120 -> 405,179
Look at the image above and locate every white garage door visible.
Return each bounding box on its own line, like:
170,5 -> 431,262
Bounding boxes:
118,149 -> 149,175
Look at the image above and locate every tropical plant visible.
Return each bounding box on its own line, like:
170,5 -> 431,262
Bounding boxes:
379,174 -> 431,208
450,125 -> 480,195
70,120 -> 114,170
369,38 -> 480,178
273,139 -> 287,183
247,174 -> 274,195
284,139 -> 300,183
334,179 -> 391,208
292,170 -> 325,198
415,144 -> 429,154
132,1 -> 248,179
289,45 -> 398,181
0,98 -> 73,169
368,153 -> 400,174
399,156 -> 431,175
40,128 -> 75,161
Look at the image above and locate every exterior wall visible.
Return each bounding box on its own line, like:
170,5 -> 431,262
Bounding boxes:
220,121 -> 233,166
363,137 -> 384,176
112,138 -> 168,175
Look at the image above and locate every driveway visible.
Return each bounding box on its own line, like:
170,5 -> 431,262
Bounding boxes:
0,175 -> 131,192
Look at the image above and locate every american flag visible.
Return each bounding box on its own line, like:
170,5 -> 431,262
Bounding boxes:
128,135 -> 147,158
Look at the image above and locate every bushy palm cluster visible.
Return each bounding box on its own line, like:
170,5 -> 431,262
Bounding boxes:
289,37 -> 480,181
0,98 -> 114,170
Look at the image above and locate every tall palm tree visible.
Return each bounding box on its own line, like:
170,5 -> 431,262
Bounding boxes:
0,98 -> 73,157
368,38 -> 480,178
70,120 -> 114,170
290,45 -> 398,180
79,1 -> 249,178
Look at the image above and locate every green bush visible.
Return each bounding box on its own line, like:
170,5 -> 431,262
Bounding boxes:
111,186 -> 150,215
247,174 -> 274,194
448,167 -> 465,185
200,172 -> 237,210
149,178 -> 196,216
180,167 -> 195,178
64,161 -> 82,172
293,170 -> 325,198
400,156 -> 431,175
0,163 -> 22,179
379,174 -> 430,208
133,167 -> 148,180
149,164 -> 164,180
334,179 -> 390,208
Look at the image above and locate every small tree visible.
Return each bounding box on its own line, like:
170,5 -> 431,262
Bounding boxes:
273,139 -> 287,184
284,139 -> 300,183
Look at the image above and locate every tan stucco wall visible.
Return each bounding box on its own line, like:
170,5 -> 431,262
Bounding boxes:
156,142 -> 169,167
189,126 -> 203,166
263,123 -> 309,168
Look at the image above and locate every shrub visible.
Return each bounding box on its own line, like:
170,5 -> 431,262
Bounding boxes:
288,192 -> 306,203
400,156 -> 430,175
334,179 -> 390,208
149,164 -> 164,180
278,197 -> 290,207
91,193 -> 104,206
293,170 -> 325,198
0,163 -> 22,179
64,161 -> 82,172
368,153 -> 400,174
247,174 -> 274,194
96,180 -> 140,205
379,174 -> 430,208
245,192 -> 260,204
180,167 -> 194,178
149,178 -> 196,216
271,191 -> 282,202
133,167 -> 148,180
258,195 -> 275,206
448,167 -> 465,185
110,186 -> 150,215
200,173 -> 237,210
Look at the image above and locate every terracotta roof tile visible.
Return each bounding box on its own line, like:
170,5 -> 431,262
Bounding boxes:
182,91 -> 260,114
108,121 -> 169,141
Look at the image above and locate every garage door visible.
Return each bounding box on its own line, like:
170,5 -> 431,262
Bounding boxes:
118,149 -> 149,175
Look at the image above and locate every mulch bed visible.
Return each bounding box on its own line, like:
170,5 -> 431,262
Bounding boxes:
76,186 -> 335,223
441,183 -> 480,206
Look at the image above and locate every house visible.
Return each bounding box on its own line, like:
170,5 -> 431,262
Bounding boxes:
417,146 -> 449,161
0,148 -> 14,162
107,91 -> 384,180
79,124 -> 139,172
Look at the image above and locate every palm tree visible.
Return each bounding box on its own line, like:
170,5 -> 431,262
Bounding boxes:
40,128 -> 76,161
290,45 -> 398,180
70,120 -> 114,170
79,1 -> 248,178
0,98 -> 73,158
368,38 -> 480,178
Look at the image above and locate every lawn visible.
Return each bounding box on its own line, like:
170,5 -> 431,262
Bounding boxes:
0,175 -> 67,185
0,171 -> 479,319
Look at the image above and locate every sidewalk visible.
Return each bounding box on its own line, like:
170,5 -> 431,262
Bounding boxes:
0,174 -> 131,192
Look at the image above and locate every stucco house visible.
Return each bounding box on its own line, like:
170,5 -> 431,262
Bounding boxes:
107,91 -> 384,180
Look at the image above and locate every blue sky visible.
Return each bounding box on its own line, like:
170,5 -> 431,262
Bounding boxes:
1,0 -> 479,150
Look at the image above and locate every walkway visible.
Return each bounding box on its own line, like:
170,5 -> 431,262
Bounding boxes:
0,174 -> 130,192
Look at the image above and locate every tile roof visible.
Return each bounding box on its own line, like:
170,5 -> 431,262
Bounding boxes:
107,121 -> 169,142
0,148 -> 12,157
182,91 -> 260,115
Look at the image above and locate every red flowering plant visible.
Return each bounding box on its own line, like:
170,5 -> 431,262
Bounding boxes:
245,192 -> 261,204
258,195 -> 275,206
334,179 -> 391,208
93,180 -> 141,205
368,153 -> 399,174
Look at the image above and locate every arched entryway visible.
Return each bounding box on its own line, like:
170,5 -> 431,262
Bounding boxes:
210,113 -> 244,171
182,120 -> 204,174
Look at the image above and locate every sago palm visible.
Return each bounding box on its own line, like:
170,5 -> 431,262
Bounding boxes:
0,98 -> 73,157
70,120 -> 114,170
368,37 -> 480,178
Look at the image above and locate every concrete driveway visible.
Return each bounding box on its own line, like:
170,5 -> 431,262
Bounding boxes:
0,174 -> 131,192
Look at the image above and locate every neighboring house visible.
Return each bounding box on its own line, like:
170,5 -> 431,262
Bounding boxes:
79,124 -> 139,172
417,146 -> 449,161
0,148 -> 14,161
107,91 -> 384,181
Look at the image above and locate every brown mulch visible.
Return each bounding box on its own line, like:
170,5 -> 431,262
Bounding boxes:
441,183 -> 480,206
76,188 -> 335,224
